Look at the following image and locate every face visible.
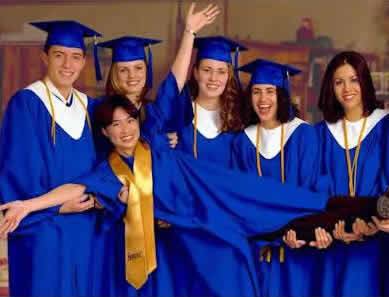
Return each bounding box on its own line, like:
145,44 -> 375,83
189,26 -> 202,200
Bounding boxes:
42,45 -> 86,92
251,84 -> 278,125
333,63 -> 362,114
102,107 -> 140,155
194,59 -> 229,99
114,60 -> 147,100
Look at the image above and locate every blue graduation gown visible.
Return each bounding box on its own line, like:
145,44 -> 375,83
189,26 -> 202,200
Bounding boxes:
78,148 -> 329,297
148,74 -> 247,295
0,86 -> 110,297
231,121 -> 322,297
315,109 -> 388,297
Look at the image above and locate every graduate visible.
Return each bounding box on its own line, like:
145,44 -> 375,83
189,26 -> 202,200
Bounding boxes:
0,20 -> 113,297
315,51 -> 388,297
232,59 -> 332,297
148,32 -> 252,295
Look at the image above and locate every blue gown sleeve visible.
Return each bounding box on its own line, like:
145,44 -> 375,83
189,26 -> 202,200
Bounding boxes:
142,72 -> 193,135
0,91 -> 59,229
152,151 -> 329,236
75,161 -> 125,222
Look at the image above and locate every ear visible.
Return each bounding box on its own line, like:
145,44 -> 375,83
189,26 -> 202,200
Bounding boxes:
101,127 -> 109,138
41,51 -> 49,67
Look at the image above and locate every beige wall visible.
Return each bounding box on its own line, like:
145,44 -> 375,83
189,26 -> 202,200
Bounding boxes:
228,0 -> 387,56
0,0 -> 387,70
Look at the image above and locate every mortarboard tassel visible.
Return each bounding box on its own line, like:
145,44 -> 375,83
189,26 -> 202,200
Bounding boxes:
94,36 -> 103,81
146,45 -> 153,88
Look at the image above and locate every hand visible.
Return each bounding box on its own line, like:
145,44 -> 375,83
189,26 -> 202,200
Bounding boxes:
309,227 -> 333,249
185,3 -> 220,34
166,132 -> 178,148
352,218 -> 378,237
282,229 -> 306,249
118,186 -> 129,204
0,200 -> 31,238
59,194 -> 94,214
157,220 -> 171,229
332,220 -> 362,243
372,216 -> 389,233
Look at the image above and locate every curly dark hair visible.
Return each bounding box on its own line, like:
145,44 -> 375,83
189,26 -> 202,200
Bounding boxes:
242,85 -> 299,127
188,62 -> 244,132
318,51 -> 383,123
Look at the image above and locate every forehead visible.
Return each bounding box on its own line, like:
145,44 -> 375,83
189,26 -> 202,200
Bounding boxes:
115,59 -> 146,68
199,58 -> 229,69
333,63 -> 357,78
252,83 -> 276,90
112,107 -> 137,121
48,45 -> 84,55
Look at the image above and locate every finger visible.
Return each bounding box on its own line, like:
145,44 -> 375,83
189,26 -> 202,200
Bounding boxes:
372,216 -> 380,226
205,16 -> 218,25
296,240 -> 306,248
188,2 -> 196,16
206,7 -> 221,18
200,4 -> 213,15
79,194 -> 90,202
0,203 -> 11,211
0,219 -> 14,236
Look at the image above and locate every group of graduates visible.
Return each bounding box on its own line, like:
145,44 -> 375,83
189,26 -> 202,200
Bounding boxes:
0,2 -> 388,297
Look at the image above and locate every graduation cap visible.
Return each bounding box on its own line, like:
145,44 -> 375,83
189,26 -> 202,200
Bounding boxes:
30,20 -> 101,51
30,20 -> 102,80
238,59 -> 301,93
194,36 -> 247,65
97,36 -> 161,87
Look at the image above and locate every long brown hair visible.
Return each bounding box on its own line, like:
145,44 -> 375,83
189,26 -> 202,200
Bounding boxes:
318,51 -> 383,123
188,61 -> 244,132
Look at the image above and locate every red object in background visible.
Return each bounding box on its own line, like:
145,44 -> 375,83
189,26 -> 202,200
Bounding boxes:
296,17 -> 314,42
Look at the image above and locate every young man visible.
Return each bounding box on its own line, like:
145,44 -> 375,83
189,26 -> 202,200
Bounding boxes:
0,20 -> 107,297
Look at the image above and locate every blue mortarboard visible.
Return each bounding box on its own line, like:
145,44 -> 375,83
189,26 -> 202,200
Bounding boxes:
238,59 -> 301,93
98,36 -> 161,87
194,36 -> 247,66
30,20 -> 101,51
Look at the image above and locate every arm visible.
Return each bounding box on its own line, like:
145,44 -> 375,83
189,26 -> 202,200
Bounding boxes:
0,184 -> 88,237
142,3 -> 220,137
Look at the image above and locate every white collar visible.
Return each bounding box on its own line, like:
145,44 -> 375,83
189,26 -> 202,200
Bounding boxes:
25,80 -> 89,140
244,117 -> 306,159
192,102 -> 222,139
326,108 -> 388,149
44,79 -> 73,104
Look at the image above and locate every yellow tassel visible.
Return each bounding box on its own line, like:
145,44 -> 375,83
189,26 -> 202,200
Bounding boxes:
279,246 -> 285,263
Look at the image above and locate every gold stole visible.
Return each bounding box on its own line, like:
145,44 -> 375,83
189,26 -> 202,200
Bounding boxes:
108,141 -> 157,289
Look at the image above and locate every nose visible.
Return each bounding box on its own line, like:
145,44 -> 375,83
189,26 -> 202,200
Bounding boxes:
63,55 -> 71,68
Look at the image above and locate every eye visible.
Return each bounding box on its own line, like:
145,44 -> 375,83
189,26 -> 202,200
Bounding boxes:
201,68 -> 210,73
350,77 -> 359,83
217,69 -> 227,75
111,122 -> 120,127
252,89 -> 260,95
334,79 -> 343,86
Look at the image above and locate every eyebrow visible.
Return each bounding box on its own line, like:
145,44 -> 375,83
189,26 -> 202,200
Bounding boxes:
111,115 -> 131,123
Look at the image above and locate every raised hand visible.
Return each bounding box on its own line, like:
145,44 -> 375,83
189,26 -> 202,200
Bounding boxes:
185,3 -> 220,34
283,229 -> 306,249
0,200 -> 31,238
